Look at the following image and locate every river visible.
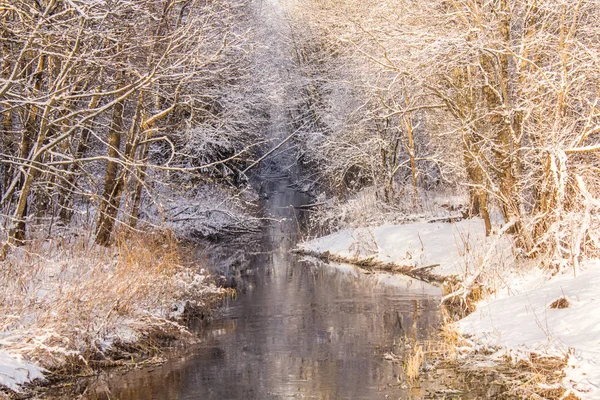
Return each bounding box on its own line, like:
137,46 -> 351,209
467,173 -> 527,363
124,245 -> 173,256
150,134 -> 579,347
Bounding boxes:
45,0 -> 499,396
53,160 -> 498,400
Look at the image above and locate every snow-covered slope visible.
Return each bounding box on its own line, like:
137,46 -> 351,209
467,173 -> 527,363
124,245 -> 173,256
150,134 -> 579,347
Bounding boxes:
299,218 -> 513,280
0,351 -> 44,392
301,219 -> 600,398
458,262 -> 600,398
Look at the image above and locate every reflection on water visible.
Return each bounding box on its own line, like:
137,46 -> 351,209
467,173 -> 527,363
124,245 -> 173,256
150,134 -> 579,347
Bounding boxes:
54,179 -> 495,399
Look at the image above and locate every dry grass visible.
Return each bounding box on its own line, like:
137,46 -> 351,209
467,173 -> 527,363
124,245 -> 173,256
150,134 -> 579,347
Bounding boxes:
436,312 -> 574,399
549,297 -> 570,309
435,242 -> 573,398
404,344 -> 424,384
501,353 -> 571,399
442,279 -> 489,319
0,228 -> 223,381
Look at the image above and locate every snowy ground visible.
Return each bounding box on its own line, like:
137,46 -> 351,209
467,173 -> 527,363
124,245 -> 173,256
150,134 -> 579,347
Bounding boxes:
299,218 -> 514,281
0,351 -> 44,392
0,232 -> 224,394
300,219 -> 600,398
458,261 -> 600,399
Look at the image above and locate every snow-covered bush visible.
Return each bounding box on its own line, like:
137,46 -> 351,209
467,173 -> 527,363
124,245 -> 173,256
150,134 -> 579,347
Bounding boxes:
0,230 -> 223,390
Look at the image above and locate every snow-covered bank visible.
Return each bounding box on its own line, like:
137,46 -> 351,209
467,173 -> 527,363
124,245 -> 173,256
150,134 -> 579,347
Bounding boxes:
0,352 -> 44,392
300,219 -> 599,398
0,231 -> 225,394
458,262 -> 600,399
298,218 -> 514,282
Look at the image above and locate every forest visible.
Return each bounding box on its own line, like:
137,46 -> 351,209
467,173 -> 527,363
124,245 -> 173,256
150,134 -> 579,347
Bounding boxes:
1,0 -> 599,398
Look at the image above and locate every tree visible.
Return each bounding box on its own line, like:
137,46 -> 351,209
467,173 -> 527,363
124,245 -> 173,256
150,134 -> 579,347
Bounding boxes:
290,0 -> 600,264
0,0 -> 262,253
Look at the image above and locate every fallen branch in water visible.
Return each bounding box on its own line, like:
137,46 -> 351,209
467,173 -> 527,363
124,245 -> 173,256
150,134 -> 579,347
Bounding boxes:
292,248 -> 448,284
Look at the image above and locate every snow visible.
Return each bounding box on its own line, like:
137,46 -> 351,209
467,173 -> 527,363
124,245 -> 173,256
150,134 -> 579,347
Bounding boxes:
0,351 -> 44,392
162,184 -> 259,239
0,232 -> 224,393
300,218 -> 513,280
458,261 -> 600,398
302,219 -> 600,398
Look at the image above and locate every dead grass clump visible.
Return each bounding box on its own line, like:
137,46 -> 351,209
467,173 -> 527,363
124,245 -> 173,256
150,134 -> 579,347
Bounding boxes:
442,279 -> 489,320
504,353 -> 570,399
405,344 -> 424,384
435,309 -> 574,400
0,228 -> 222,383
549,297 -> 570,309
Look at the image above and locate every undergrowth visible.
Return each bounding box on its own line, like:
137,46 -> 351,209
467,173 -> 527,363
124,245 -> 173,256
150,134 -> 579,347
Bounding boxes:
0,229 -> 225,390
308,186 -> 468,236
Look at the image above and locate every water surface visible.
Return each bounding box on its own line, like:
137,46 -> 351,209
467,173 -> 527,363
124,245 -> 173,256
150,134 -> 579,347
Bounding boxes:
65,177 -> 491,399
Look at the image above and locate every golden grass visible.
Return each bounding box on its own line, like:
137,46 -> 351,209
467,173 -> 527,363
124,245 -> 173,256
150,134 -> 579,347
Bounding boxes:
435,312 -> 573,399
441,278 -> 489,320
0,228 -> 223,381
405,344 -> 424,384
549,297 -> 570,309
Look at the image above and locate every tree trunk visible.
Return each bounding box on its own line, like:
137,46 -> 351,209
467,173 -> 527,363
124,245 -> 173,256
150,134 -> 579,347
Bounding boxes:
95,95 -> 125,246
129,89 -> 180,228
6,55 -> 46,246
58,92 -> 100,223
128,141 -> 151,229
451,62 -> 492,236
480,1 -> 531,250
402,110 -> 418,205
1,27 -> 13,194
96,87 -> 147,245
463,132 -> 492,236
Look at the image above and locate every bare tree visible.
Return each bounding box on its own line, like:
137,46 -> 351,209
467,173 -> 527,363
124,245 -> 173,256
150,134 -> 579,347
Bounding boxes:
290,0 -> 600,264
0,0 -> 263,253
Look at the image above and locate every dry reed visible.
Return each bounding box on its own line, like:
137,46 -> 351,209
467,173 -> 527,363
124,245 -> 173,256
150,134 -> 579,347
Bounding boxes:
0,228 -> 223,381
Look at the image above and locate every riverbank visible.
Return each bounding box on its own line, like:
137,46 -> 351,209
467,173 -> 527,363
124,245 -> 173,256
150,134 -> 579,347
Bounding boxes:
298,219 -> 600,399
297,218 -> 514,284
0,230 -> 227,398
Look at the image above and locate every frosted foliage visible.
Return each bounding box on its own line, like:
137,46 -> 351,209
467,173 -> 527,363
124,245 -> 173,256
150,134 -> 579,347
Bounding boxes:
290,0 -> 600,268
162,184 -> 260,239
0,233 -> 222,390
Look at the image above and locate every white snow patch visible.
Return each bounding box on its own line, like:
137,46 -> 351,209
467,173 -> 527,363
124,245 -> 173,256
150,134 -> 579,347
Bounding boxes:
458,261 -> 600,398
300,218 -> 513,280
0,351 -> 44,391
303,218 -> 600,396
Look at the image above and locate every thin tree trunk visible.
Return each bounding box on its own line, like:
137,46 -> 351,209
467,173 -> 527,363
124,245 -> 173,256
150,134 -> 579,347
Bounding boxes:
452,62 -> 493,236
96,87 -> 147,244
58,92 -> 100,223
7,55 -> 46,246
6,101 -> 54,249
95,94 -> 125,246
482,1 -> 531,250
129,89 -> 180,227
463,133 -> 492,236
402,109 -> 418,204
128,140 -> 151,229
1,26 -> 13,194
